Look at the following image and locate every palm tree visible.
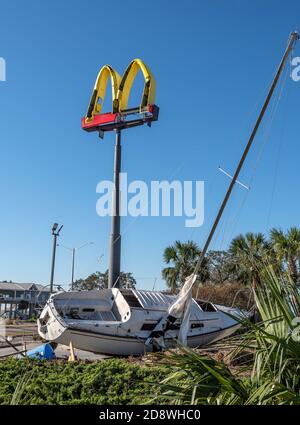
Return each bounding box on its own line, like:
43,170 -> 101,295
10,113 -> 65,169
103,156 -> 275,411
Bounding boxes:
229,232 -> 270,288
162,240 -> 208,293
270,227 -> 300,284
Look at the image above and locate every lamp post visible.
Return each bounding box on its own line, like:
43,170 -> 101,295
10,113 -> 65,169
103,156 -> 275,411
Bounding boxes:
58,242 -> 94,290
50,223 -> 63,293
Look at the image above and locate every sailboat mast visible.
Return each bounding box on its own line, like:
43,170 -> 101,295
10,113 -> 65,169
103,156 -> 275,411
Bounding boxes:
194,31 -> 299,278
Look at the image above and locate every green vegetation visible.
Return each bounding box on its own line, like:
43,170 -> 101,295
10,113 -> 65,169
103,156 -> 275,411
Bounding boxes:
2,228 -> 298,406
229,232 -> 270,288
0,358 -> 167,405
3,262 -> 300,406
163,228 -> 300,291
70,227 -> 300,309
73,270 -> 136,291
153,265 -> 300,404
162,240 -> 209,293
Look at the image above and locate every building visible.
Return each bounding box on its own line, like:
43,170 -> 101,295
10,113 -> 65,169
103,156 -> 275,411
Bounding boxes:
0,281 -> 51,319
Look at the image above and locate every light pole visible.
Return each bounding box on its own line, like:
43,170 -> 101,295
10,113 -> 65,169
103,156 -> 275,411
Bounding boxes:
50,223 -> 63,293
58,242 -> 94,290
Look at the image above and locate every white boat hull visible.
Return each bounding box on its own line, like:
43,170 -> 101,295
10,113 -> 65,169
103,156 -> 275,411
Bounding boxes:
51,324 -> 240,356
38,288 -> 244,356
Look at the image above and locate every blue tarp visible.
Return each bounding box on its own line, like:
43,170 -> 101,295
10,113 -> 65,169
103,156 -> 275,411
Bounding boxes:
25,343 -> 56,360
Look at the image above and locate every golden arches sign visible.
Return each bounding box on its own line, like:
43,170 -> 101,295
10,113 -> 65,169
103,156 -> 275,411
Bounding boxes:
85,59 -> 156,122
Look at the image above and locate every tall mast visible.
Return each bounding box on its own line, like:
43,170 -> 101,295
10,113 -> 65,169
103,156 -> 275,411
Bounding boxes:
194,31 -> 299,279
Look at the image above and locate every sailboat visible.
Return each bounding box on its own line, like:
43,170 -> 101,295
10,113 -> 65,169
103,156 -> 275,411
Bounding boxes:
38,31 -> 299,356
37,288 -> 244,356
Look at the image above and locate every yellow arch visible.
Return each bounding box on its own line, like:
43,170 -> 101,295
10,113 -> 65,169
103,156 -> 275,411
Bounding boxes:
85,65 -> 121,121
116,59 -> 156,112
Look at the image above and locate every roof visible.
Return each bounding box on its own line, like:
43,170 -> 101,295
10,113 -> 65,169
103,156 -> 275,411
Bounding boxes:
0,282 -> 50,292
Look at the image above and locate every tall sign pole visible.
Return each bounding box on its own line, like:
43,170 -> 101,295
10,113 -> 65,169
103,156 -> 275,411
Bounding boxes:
82,59 -> 159,290
108,128 -> 122,288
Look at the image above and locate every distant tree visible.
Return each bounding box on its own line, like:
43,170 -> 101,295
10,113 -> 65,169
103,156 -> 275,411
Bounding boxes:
73,270 -> 136,291
229,232 -> 270,288
206,250 -> 237,284
270,227 -> 300,284
72,272 -> 105,291
162,240 -> 209,293
117,272 -> 136,289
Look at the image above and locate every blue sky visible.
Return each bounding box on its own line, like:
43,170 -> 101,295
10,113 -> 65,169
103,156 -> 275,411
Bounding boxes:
0,0 -> 300,290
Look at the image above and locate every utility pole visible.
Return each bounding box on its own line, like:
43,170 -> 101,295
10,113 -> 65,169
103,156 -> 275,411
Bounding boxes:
50,223 -> 63,293
108,128 -> 121,288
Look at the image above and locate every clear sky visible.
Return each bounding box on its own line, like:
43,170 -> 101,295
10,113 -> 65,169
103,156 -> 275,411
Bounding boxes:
0,0 -> 300,290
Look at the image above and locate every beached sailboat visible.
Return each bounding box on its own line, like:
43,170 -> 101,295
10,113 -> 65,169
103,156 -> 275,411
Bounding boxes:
38,31 -> 299,356
37,288 -> 243,356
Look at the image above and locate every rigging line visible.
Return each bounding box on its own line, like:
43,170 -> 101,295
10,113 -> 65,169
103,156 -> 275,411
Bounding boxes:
265,126 -> 285,231
189,61 -> 282,245
213,219 -> 228,252
215,73 -> 288,248
218,178 -> 246,251
191,59 -> 286,251
227,65 -> 288,239
225,140 -> 276,246
169,161 -> 185,180
223,64 -> 289,245
188,168 -> 219,241
244,58 -> 289,188
123,57 -> 284,249
204,181 -> 239,254
247,60 -> 289,188
266,68 -> 291,230
219,213 -> 234,251
215,115 -> 279,249
212,190 -> 236,252
225,185 -> 250,245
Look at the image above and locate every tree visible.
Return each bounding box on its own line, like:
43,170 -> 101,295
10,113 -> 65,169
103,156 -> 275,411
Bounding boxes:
162,240 -> 209,293
270,227 -> 300,284
206,250 -> 237,284
73,270 -> 136,290
72,272 -> 104,291
229,232 -> 270,288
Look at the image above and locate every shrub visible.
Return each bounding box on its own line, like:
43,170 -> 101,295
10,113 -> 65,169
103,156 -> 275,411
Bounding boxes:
193,282 -> 252,310
0,358 -> 167,405
155,266 -> 300,405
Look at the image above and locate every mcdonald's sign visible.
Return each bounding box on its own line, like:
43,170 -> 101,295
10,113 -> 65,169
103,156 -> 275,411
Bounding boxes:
81,59 -> 159,134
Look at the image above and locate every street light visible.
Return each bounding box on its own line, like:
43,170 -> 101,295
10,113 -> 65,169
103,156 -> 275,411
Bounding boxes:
50,223 -> 63,293
58,242 -> 94,290
52,223 -> 58,233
